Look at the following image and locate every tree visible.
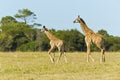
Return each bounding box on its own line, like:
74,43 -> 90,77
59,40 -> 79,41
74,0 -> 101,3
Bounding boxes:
1,16 -> 17,25
14,8 -> 36,24
106,36 -> 120,51
97,29 -> 109,37
0,33 -> 13,51
14,8 -> 42,27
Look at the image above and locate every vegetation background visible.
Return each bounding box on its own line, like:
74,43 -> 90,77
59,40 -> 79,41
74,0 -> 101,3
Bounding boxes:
0,9 -> 120,52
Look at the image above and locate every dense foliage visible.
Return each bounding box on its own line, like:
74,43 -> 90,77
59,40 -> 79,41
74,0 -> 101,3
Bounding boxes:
0,9 -> 120,52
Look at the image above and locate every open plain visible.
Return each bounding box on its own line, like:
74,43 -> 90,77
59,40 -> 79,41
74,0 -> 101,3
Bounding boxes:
0,52 -> 120,80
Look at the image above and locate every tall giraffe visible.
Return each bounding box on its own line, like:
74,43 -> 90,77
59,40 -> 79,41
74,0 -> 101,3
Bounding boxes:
40,26 -> 67,63
73,16 -> 105,62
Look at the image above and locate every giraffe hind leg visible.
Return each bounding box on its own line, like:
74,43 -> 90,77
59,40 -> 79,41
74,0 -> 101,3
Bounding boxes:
101,49 -> 105,62
57,52 -> 62,63
96,44 -> 105,62
63,52 -> 68,63
57,47 -> 63,63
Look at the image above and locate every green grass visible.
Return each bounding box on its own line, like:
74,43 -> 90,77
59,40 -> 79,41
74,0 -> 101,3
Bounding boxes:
0,52 -> 120,80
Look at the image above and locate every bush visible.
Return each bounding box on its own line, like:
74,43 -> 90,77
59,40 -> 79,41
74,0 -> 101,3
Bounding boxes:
17,41 -> 38,51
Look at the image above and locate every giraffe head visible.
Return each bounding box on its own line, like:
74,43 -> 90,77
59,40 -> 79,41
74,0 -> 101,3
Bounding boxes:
73,16 -> 86,24
40,26 -> 48,32
73,15 -> 81,23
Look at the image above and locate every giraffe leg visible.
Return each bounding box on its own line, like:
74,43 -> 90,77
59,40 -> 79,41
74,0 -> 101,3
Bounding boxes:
96,43 -> 105,62
86,43 -> 94,62
89,55 -> 95,62
52,52 -> 55,62
57,52 -> 62,63
86,43 -> 90,63
48,48 -> 54,63
63,52 -> 68,63
57,46 -> 63,63
101,49 -> 105,62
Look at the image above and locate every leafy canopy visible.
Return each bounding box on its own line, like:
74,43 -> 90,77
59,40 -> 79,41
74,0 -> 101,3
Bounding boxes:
14,8 -> 36,24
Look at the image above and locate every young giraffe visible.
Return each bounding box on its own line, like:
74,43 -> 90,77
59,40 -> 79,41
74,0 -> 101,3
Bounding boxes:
73,16 -> 105,62
40,26 -> 67,63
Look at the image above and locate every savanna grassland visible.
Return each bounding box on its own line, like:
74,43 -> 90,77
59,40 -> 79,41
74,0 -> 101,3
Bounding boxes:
0,52 -> 120,80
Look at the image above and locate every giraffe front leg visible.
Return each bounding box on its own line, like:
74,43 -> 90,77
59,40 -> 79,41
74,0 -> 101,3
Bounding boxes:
48,48 -> 54,63
87,52 -> 89,63
89,54 -> 95,62
86,42 -> 94,62
86,43 -> 90,63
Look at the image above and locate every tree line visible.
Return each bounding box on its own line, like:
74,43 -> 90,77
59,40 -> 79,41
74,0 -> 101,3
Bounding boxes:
0,9 -> 120,52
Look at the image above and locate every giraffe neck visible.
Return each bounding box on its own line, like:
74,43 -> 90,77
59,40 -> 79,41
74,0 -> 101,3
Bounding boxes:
44,31 -> 57,40
79,21 -> 95,35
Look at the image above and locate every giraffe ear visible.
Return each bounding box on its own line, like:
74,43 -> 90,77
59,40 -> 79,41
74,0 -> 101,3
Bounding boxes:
43,26 -> 45,28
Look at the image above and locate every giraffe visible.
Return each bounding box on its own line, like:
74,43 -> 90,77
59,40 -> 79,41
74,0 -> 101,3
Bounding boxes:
40,26 -> 67,63
73,16 -> 105,62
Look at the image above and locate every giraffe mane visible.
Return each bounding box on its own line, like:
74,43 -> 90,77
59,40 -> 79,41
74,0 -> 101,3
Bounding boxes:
80,18 -> 86,24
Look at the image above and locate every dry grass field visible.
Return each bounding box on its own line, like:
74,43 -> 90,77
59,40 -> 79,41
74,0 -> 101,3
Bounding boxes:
0,52 -> 120,80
